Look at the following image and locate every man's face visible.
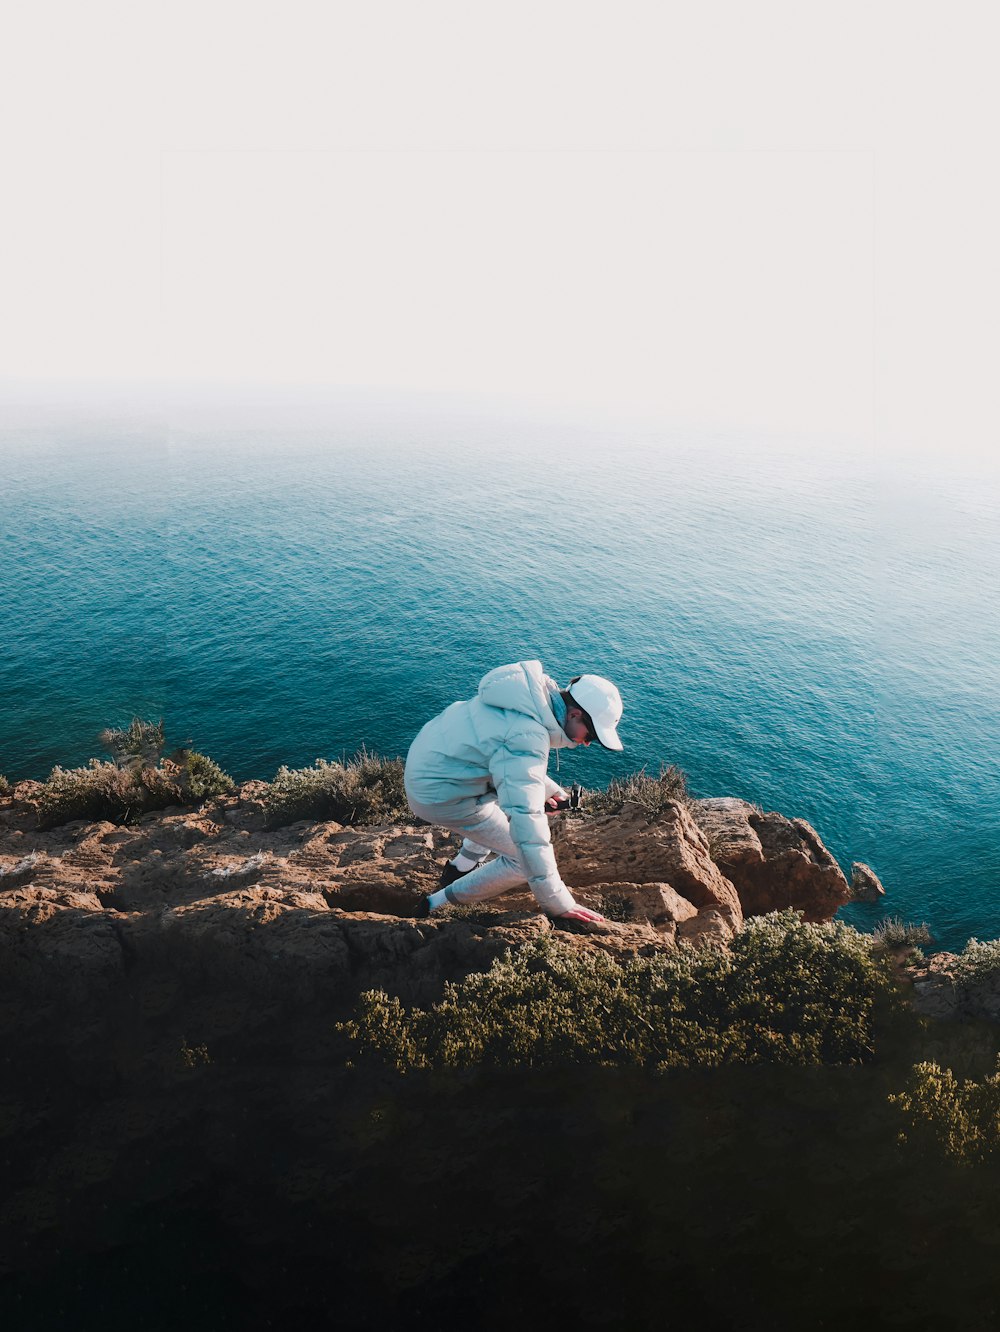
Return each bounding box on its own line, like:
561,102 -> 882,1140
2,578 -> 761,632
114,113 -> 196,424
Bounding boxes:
564,706 -> 595,746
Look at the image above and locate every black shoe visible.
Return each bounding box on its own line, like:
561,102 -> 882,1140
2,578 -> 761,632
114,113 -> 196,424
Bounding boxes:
414,895 -> 431,919
440,861 -> 473,890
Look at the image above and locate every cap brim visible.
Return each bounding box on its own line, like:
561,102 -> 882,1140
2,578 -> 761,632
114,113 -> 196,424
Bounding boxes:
595,726 -> 624,752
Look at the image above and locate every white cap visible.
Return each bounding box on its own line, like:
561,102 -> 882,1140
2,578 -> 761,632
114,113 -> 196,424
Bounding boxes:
568,675 -> 624,751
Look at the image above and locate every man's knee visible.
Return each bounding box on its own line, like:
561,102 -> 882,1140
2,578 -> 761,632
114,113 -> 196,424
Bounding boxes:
490,854 -> 525,880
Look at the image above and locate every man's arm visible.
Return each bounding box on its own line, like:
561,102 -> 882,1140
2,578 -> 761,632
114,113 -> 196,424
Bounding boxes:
488,728 -> 602,919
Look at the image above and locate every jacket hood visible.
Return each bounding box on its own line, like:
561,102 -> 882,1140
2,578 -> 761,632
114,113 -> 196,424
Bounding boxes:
477,660 -> 576,748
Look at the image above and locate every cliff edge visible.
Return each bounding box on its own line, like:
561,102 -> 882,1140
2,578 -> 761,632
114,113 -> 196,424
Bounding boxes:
1,785 -> 851,1006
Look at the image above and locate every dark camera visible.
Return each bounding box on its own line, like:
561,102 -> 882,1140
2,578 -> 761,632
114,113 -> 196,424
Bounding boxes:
551,784 -> 583,812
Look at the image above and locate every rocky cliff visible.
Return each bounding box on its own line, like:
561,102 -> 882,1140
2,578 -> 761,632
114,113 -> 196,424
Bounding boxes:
1,784 -> 852,1010
7,784 -> 1000,1332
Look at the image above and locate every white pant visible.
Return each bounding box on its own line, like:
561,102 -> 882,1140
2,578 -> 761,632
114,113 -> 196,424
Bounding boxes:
406,794 -> 531,904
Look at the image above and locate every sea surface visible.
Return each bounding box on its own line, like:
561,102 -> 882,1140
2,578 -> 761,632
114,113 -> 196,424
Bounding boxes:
2,397 -> 998,950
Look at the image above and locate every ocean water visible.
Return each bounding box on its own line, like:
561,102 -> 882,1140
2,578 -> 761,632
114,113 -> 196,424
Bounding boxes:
2,400 -> 998,951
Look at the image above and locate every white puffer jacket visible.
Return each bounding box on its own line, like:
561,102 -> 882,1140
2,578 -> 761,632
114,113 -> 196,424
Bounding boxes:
404,660 -> 577,915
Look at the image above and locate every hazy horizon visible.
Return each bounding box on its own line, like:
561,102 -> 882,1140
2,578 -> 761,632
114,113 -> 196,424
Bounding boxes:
3,3 -> 999,463
2,379 -> 997,477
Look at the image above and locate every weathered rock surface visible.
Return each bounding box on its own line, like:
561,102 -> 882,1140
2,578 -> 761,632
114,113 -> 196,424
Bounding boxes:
0,885 -> 124,999
909,952 -> 1000,1023
850,862 -> 886,902
690,797 -> 851,922
0,785 -> 857,1008
909,952 -> 962,1020
555,800 -> 744,932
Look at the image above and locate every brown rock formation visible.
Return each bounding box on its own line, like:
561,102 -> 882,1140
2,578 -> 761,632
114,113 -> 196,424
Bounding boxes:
690,797 -> 851,922
850,862 -> 886,902
0,884 -> 125,1000
0,783 -> 858,1009
908,952 -> 1000,1024
555,800 -> 743,928
908,952 -> 962,1020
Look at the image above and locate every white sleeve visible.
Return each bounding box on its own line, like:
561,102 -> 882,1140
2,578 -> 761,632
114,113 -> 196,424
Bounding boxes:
488,728 -> 577,916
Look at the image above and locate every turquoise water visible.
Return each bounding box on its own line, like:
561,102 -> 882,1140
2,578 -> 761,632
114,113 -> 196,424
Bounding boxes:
2,402 -> 998,950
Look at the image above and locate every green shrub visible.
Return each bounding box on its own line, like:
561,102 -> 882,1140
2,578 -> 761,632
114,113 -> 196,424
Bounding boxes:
36,760 -> 185,829
98,718 -> 166,769
890,1059 -> 1000,1162
340,911 -> 890,1073
179,1038 -> 212,1069
872,916 -> 933,950
0,775 -> 11,797
954,937 -> 1000,989
171,749 -> 236,800
262,748 -> 409,828
34,718 -> 235,828
725,910 -> 887,1062
598,890 -> 634,922
584,764 -> 690,818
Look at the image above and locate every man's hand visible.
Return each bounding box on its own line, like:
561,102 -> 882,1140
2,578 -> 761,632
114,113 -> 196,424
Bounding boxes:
557,905 -> 606,923
546,785 -> 582,813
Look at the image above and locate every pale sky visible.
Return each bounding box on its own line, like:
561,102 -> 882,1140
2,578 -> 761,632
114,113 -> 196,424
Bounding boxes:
2,1 -> 998,454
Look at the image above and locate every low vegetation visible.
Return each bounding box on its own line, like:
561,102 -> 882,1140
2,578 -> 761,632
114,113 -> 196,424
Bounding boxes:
955,936 -> 1000,988
178,749 -> 236,800
872,916 -> 933,952
891,1058 -> 1000,1162
10,743 -> 697,832
0,774 -> 11,797
256,757 -> 690,829
582,763 -> 691,818
33,718 -> 234,829
341,911 -> 892,1073
38,761 -> 184,829
98,718 -> 168,771
260,748 -> 409,829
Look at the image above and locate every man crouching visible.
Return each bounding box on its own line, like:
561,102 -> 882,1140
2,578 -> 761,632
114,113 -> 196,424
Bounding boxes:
404,659 -> 623,923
